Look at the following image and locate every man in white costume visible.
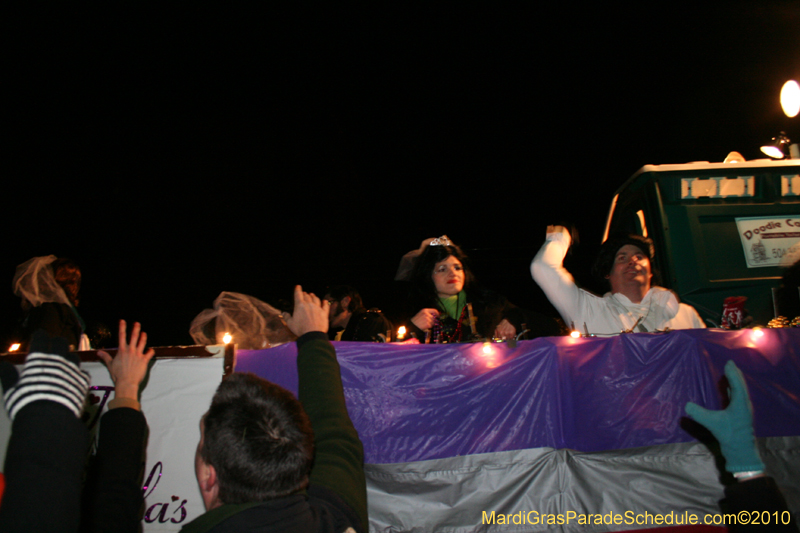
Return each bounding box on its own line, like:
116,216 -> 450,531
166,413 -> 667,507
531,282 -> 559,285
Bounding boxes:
531,226 -> 705,335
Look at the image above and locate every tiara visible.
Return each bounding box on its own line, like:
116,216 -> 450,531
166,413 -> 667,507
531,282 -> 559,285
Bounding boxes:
429,236 -> 452,247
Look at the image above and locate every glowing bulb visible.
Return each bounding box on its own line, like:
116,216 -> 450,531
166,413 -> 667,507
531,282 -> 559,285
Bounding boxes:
222,332 -> 233,344
781,80 -> 800,118
762,145 -> 785,159
570,330 -> 581,339
9,343 -> 21,352
482,342 -> 494,355
751,327 -> 764,340
397,326 -> 406,340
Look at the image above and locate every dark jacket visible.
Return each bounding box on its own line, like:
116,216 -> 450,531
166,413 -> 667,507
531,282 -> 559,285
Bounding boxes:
406,287 -> 562,342
81,407 -> 148,533
723,476 -> 799,533
0,400 -> 147,533
180,332 -> 366,533
22,302 -> 83,351
330,308 -> 393,342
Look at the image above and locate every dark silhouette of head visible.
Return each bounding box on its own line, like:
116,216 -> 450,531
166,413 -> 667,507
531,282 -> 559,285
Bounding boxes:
198,372 -> 314,505
324,285 -> 364,313
52,258 -> 81,306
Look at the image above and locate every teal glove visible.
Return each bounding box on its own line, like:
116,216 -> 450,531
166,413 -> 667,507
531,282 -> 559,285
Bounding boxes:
685,360 -> 765,474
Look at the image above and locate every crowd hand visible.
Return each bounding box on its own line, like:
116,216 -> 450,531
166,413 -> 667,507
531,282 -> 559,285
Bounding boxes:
685,360 -> 765,474
285,285 -> 330,337
494,319 -> 516,340
98,320 -> 156,401
411,308 -> 439,331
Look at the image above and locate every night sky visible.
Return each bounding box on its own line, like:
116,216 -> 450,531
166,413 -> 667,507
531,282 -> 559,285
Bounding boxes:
4,3 -> 799,348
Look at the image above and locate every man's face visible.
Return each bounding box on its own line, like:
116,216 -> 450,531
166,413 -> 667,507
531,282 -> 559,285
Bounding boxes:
195,415 -> 215,510
607,244 -> 652,295
195,416 -> 205,479
325,295 -> 349,329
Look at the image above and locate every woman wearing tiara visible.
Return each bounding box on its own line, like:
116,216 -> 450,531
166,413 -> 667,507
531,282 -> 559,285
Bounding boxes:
400,236 -> 562,343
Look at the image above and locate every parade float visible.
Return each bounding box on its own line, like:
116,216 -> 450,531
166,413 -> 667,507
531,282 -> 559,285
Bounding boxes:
2,159 -> 799,532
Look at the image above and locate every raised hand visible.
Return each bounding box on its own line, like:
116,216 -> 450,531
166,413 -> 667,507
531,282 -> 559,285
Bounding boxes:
546,225 -> 570,238
285,285 -> 330,337
685,360 -> 765,474
98,320 -> 155,401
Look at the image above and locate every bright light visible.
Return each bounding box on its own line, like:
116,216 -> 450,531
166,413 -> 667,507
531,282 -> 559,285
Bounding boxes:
479,342 -> 499,368
222,332 -> 233,344
9,343 -> 21,352
781,80 -> 800,118
570,330 -> 581,339
751,327 -> 765,340
397,326 -> 406,340
762,145 -> 785,159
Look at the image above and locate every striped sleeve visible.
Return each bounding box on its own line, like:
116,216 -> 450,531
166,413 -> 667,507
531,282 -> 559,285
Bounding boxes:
3,352 -> 90,420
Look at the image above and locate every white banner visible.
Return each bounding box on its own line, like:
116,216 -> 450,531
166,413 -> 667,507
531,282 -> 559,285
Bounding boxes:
1,354 -> 225,533
735,215 -> 800,268
87,357 -> 224,532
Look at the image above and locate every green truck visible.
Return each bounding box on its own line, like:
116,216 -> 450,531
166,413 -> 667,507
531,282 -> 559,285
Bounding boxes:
602,158 -> 800,326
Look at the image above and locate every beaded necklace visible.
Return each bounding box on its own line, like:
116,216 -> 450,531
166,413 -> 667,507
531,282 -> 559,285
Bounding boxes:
432,305 -> 468,343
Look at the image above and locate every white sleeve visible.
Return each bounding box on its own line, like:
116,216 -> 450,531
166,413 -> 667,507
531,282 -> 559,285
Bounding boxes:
689,305 -> 706,329
530,230 -> 585,327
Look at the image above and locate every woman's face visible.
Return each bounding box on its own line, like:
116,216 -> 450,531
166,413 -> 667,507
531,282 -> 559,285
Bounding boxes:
432,255 -> 465,298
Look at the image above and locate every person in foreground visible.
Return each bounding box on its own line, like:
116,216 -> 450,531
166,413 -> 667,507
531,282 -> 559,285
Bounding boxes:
0,321 -> 154,533
182,285 -> 367,533
685,361 -> 798,532
531,225 -> 704,335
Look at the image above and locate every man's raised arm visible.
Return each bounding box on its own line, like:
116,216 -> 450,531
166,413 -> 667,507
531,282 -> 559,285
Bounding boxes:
285,285 -> 368,531
531,225 -> 584,327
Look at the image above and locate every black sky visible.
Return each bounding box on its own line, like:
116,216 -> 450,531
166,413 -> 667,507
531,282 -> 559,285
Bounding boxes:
4,3 -> 799,347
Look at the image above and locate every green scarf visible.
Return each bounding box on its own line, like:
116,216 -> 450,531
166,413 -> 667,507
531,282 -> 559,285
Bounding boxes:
438,291 -> 467,320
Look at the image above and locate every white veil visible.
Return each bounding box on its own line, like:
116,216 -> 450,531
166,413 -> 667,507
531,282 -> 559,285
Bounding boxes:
189,291 -> 295,349
12,255 -> 72,310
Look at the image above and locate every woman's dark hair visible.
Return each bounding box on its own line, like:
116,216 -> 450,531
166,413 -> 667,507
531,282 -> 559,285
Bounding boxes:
407,243 -> 476,309
52,258 -> 81,306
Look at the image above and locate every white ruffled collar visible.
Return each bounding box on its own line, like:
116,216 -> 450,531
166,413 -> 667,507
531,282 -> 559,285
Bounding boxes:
604,287 -> 681,331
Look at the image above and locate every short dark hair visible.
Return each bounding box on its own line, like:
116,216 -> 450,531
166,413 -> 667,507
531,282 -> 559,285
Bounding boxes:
325,285 -> 364,313
201,373 -> 314,503
408,242 -> 476,309
592,234 -> 659,288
